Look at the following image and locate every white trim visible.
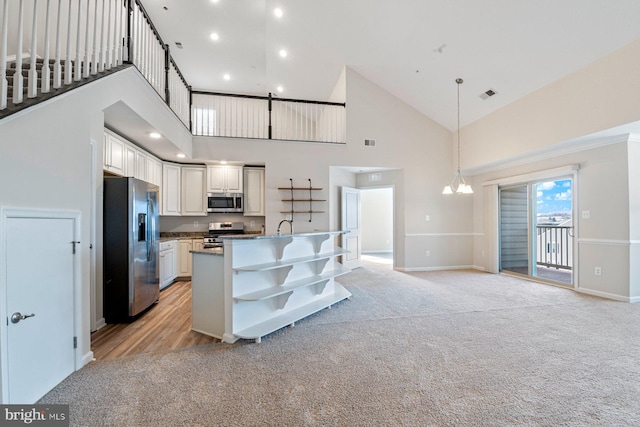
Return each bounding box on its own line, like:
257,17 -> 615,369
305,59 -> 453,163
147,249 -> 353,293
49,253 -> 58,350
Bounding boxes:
575,287 -> 639,303
577,239 -> 640,247
472,265 -> 487,272
0,207 -> 82,403
468,133 -> 631,176
94,318 -> 106,331
82,351 -> 95,366
483,164 -> 579,187
405,233 -> 479,238
396,265 -> 475,272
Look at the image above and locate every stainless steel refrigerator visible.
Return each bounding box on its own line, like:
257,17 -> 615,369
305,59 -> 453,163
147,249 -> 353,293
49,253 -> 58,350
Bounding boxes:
103,177 -> 160,323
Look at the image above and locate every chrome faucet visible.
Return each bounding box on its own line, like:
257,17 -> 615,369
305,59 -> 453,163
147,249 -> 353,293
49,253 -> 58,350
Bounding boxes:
277,219 -> 294,235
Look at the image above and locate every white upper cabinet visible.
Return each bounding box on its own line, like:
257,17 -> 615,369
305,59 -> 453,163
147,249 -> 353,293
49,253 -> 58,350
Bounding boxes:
147,157 -> 162,187
181,167 -> 207,216
125,145 -> 137,178
103,133 -> 125,176
207,165 -> 243,193
136,151 -> 147,182
243,167 -> 265,216
162,163 -> 181,216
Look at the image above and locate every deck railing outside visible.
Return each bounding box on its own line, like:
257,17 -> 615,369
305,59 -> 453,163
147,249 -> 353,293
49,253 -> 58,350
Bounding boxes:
1,0 -> 344,143
536,225 -> 573,270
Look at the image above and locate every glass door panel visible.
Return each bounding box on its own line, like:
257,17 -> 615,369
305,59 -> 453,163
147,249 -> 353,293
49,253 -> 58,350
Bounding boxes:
499,185 -> 529,275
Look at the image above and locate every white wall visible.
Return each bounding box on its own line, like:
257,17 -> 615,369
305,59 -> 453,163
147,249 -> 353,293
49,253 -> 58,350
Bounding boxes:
360,188 -> 393,253
0,67 -> 191,377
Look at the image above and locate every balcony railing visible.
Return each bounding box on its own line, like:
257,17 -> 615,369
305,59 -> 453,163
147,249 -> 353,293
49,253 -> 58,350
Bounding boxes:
536,225 -> 573,270
1,0 -> 345,144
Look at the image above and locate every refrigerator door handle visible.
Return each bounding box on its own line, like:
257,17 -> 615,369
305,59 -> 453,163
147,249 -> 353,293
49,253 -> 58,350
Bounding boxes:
147,198 -> 155,262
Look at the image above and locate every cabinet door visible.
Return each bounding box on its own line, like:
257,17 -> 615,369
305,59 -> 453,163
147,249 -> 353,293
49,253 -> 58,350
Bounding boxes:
207,166 -> 226,192
136,151 -> 147,181
243,168 -> 265,216
181,167 -> 207,216
192,238 -> 204,252
105,134 -> 125,175
162,163 -> 181,216
125,146 -> 137,178
178,240 -> 193,276
226,166 -> 244,193
159,250 -> 170,287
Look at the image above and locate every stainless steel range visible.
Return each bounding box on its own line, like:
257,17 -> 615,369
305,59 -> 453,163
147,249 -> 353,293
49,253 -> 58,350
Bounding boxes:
203,222 -> 245,248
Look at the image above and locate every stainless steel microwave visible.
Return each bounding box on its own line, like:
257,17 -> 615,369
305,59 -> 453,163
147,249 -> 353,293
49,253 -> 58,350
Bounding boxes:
207,193 -> 243,213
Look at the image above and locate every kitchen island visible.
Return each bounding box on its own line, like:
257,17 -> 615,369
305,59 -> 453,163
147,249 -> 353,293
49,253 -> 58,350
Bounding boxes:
191,231 -> 351,343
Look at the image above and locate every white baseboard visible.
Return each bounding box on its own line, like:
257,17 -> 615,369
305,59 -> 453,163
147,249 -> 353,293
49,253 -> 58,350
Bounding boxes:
397,265 -> 476,272
575,287 -> 638,302
94,317 -> 106,331
81,351 -> 94,367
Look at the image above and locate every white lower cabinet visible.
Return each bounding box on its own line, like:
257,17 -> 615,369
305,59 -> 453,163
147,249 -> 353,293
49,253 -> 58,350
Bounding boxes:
159,240 -> 178,289
178,239 -> 193,276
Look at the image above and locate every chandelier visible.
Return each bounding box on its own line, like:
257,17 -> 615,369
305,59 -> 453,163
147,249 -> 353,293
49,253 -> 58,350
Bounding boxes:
442,78 -> 473,195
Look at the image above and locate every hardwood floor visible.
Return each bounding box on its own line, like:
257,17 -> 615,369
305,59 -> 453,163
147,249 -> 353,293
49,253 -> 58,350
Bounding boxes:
91,281 -> 217,360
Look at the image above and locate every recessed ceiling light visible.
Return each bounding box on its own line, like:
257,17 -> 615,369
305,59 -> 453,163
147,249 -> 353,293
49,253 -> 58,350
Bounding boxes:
277,85 -> 283,93
210,32 -> 219,41
211,0 -> 219,3
274,8 -> 283,18
177,153 -> 186,159
279,49 -> 287,58
220,160 -> 228,165
223,73 -> 230,81
149,132 -> 161,139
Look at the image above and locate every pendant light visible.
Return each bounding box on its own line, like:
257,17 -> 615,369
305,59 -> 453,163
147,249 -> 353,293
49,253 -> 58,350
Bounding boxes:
442,78 -> 473,195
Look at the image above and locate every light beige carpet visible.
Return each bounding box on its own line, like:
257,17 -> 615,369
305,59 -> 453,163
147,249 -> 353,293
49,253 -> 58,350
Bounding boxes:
40,263 -> 640,426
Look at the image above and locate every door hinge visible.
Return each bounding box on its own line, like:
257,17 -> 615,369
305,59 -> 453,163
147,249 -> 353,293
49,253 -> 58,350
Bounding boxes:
73,336 -> 77,349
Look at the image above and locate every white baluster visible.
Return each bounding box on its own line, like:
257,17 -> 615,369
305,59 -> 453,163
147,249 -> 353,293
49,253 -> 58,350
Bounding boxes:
41,0 -> 52,93
105,0 -> 112,69
13,0 -> 25,104
53,0 -> 62,88
74,0 -> 81,81
64,0 -> 72,84
113,0 -> 120,65
98,0 -> 104,71
91,0 -> 97,74
28,0 -> 39,98
83,0 -> 90,77
0,0 -> 9,109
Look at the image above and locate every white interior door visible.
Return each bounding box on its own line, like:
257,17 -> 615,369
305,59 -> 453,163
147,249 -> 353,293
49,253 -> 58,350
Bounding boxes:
2,212 -> 77,403
341,186 -> 361,269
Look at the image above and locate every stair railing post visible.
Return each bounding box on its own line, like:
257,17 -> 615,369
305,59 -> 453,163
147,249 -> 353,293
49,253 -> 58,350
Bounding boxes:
64,0 -> 72,85
53,0 -> 62,88
113,0 -> 120,65
98,0 -> 105,72
105,0 -> 112,70
27,0 -> 39,98
83,0 -> 90,77
125,0 -> 132,63
91,0 -> 97,74
164,44 -> 169,106
13,0 -> 25,104
42,0 -> 52,93
268,92 -> 272,139
74,0 -> 82,81
0,0 -> 9,109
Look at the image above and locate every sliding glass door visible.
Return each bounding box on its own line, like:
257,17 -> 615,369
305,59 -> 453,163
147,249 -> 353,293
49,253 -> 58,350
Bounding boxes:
499,178 -> 573,286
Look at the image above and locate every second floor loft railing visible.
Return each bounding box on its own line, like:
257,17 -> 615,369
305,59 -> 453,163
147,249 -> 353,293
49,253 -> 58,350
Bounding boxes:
536,225 -> 573,270
191,92 -> 346,144
1,0 -> 345,144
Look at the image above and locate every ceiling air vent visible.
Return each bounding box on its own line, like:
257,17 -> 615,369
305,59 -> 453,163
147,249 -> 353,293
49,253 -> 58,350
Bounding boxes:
479,89 -> 497,100
364,139 -> 376,147
175,42 -> 184,49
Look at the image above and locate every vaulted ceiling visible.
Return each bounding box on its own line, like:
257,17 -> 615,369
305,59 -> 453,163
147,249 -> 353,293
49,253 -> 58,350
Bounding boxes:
140,0 -> 640,132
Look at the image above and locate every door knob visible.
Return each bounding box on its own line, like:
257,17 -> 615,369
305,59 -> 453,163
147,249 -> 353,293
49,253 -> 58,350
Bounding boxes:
10,312 -> 35,324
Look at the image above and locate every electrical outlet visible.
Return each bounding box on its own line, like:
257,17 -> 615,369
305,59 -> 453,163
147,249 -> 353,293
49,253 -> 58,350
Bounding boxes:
425,215 -> 430,221
595,267 -> 602,276
582,210 -> 590,219
426,250 -> 430,257
194,220 -> 199,228
250,220 -> 256,227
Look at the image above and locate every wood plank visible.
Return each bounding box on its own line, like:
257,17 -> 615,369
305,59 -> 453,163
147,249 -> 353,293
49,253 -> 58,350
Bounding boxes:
91,281 -> 217,360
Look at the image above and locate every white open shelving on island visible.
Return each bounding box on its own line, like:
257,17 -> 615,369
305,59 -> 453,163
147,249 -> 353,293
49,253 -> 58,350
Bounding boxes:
190,231 -> 351,343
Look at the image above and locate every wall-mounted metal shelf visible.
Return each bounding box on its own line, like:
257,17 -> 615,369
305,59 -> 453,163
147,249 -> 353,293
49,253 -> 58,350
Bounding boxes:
278,178 -> 324,222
